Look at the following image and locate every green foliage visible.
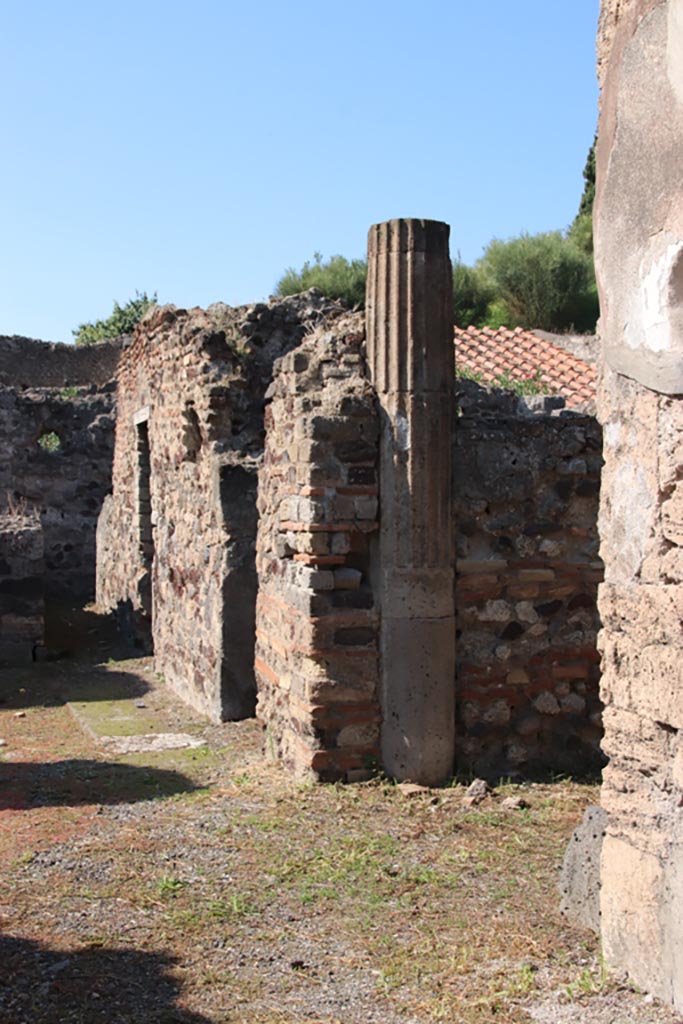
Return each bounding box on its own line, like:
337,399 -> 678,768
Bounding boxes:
568,211 -> 593,255
275,253 -> 367,309
477,231 -> 598,333
455,365 -> 550,396
568,137 -> 596,256
73,290 -> 157,346
452,259 -> 495,328
37,431 -> 61,453
577,136 -> 596,219
157,875 -> 188,898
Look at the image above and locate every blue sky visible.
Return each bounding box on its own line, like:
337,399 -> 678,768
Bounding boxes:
0,1 -> 600,343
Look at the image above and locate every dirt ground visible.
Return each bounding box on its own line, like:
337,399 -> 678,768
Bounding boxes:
1,621 -> 681,1024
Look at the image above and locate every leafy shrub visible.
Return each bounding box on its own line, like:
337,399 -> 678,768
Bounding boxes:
477,231 -> 598,333
73,291 -> 157,346
275,221 -> 599,334
568,211 -> 593,255
37,431 -> 61,452
452,259 -> 495,327
275,253 -> 367,309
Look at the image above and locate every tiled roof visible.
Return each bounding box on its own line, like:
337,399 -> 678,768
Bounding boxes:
454,325 -> 596,409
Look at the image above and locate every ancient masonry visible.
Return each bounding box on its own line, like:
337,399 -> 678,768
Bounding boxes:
254,316 -> 380,781
0,511 -> 44,665
96,292 -> 354,722
0,235 -> 604,781
90,220 -> 603,784
455,382 -> 603,778
559,0 -> 683,1009
0,335 -> 119,605
366,219 -> 456,786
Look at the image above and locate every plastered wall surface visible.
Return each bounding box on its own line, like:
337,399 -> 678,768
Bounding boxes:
594,0 -> 683,1006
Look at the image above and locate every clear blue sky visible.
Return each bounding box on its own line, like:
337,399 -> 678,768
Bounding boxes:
0,1 -> 600,343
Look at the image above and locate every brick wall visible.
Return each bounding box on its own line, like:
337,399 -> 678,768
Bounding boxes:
97,293 -> 349,722
255,315 -> 381,781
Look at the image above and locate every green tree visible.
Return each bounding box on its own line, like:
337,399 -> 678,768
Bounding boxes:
568,137 -> 597,255
452,259 -> 496,327
73,291 -> 157,345
275,253 -> 367,309
477,231 -> 598,333
577,136 -> 596,219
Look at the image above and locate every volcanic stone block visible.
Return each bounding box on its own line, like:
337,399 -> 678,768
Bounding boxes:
366,219 -> 456,785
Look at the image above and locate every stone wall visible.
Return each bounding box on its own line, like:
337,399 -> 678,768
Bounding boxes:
96,292 -> 349,723
596,364 -> 683,1003
0,335 -> 121,388
0,512 -> 44,665
254,314 -> 380,781
578,0 -> 683,1007
454,383 -> 604,779
0,378 -> 116,600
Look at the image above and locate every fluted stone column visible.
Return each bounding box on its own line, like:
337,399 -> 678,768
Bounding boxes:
366,218 -> 455,785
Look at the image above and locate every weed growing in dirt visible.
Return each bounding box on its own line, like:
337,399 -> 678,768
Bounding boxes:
157,875 -> 188,898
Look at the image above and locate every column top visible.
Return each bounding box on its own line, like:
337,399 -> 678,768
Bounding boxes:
367,219 -> 450,257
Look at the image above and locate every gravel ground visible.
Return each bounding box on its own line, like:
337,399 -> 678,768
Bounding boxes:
1,637 -> 682,1024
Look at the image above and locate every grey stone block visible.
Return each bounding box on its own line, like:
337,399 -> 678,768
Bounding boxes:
559,804 -> 607,934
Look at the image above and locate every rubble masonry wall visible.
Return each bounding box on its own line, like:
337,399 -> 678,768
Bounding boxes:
96,294 -> 349,722
0,337 -> 118,599
454,385 -> 603,779
0,512 -> 44,665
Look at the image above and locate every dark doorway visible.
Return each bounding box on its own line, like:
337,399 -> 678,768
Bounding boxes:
136,420 -> 154,638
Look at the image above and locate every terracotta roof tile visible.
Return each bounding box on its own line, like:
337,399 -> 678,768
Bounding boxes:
454,325 -> 596,409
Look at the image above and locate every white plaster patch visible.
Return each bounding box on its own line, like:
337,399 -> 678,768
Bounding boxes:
394,413 -> 410,452
604,421 -> 622,448
610,461 -> 656,579
668,0 -> 683,105
626,239 -> 683,353
100,733 -> 206,754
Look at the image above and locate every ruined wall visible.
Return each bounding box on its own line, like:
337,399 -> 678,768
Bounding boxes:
255,314 -> 381,781
0,335 -> 118,599
0,512 -> 44,665
454,384 -> 603,779
0,335 -> 121,388
97,292 -> 347,722
593,0 -> 683,1007
0,386 -> 116,599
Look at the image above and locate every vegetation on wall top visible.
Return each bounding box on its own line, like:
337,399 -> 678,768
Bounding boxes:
73,291 -> 157,346
274,137 -> 599,335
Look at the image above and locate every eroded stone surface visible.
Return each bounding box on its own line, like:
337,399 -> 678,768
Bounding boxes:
366,218 -> 456,786
0,512 -> 44,665
594,0 -> 683,1006
454,381 -> 603,779
97,291 -> 346,724
0,337 -> 117,599
560,805 -> 606,934
254,313 -> 380,781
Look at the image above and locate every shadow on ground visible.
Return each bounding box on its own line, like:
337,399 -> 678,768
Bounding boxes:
0,934 -> 211,1024
0,665 -> 151,710
0,759 -> 198,810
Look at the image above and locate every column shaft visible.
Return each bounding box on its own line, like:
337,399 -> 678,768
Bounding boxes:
366,218 -> 455,785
